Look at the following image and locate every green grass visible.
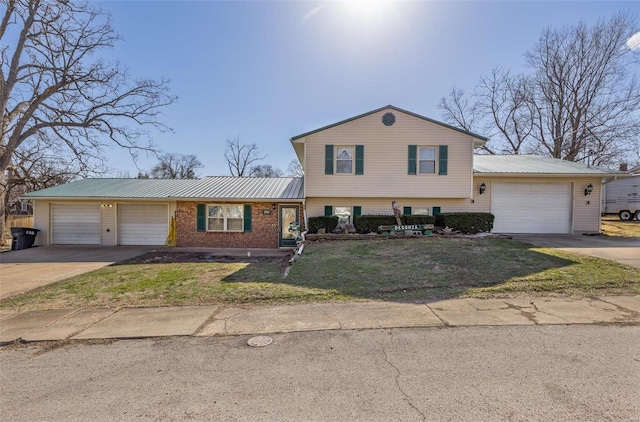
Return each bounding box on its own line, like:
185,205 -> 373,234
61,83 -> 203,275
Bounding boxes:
601,215 -> 640,237
1,238 -> 638,311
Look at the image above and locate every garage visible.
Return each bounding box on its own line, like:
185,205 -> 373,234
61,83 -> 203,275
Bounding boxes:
51,203 -> 101,244
118,204 -> 169,245
491,182 -> 572,233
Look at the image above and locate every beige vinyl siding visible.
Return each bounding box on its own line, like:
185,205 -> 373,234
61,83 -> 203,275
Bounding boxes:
303,109 -> 475,198
573,178 -> 602,232
307,197 -> 485,218
33,200 -> 49,246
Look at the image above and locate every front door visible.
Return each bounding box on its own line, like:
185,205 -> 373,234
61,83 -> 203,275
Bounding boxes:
279,205 -> 300,248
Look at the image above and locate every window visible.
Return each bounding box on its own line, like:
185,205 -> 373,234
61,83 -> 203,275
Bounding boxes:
207,204 -> 243,231
413,208 -> 430,216
334,207 -> 352,225
336,147 -> 353,174
419,147 -> 436,174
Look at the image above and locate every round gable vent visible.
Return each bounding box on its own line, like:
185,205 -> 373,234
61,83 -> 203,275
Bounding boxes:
382,112 -> 396,126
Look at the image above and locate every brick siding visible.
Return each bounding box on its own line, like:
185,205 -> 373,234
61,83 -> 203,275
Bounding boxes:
176,201 -> 304,248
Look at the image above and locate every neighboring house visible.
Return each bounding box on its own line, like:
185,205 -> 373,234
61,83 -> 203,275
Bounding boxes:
602,165 -> 640,221
22,105 -> 620,248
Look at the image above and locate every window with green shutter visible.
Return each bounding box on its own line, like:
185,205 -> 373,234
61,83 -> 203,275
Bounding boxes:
243,204 -> 252,232
403,206 -> 412,215
432,207 -> 441,215
353,206 -> 362,216
438,145 -> 448,175
408,145 -> 417,175
355,145 -> 364,175
325,145 -> 334,175
197,204 -> 206,232
324,205 -> 333,217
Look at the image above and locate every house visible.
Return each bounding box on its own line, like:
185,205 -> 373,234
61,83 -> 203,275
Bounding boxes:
22,105 -> 620,248
602,165 -> 640,221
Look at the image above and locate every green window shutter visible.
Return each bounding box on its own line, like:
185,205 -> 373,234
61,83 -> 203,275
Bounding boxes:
355,145 -> 364,175
438,145 -> 448,175
243,204 -> 252,232
324,205 -> 333,217
353,206 -> 362,216
325,145 -> 334,175
432,207 -> 441,215
197,204 -> 206,232
408,145 -> 417,175
403,206 -> 412,215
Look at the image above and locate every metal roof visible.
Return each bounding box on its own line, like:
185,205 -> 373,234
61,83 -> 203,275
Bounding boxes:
22,177 -> 305,200
290,105 -> 490,142
473,155 -> 619,175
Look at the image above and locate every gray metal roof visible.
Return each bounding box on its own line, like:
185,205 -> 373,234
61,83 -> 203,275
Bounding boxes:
22,177 -> 305,200
473,155 -> 619,175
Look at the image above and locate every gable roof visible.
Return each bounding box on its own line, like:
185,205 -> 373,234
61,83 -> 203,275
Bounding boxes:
22,177 -> 304,201
290,105 -> 489,142
473,155 -> 619,175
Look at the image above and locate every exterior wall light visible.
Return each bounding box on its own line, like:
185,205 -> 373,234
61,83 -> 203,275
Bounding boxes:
584,183 -> 593,196
479,182 -> 486,195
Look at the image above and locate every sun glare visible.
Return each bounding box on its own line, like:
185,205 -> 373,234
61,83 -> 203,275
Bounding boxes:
340,0 -> 395,28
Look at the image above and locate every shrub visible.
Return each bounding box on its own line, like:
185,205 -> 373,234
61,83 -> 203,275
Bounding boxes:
353,215 -> 397,233
434,212 -> 494,234
307,216 -> 339,234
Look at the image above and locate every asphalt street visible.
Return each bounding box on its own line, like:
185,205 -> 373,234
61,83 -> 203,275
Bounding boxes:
1,325 -> 638,421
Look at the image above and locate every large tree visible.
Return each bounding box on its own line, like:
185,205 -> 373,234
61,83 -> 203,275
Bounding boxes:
439,12 -> 640,167
0,0 -> 175,235
287,159 -> 304,177
149,152 -> 202,179
224,136 -> 265,176
250,164 -> 283,177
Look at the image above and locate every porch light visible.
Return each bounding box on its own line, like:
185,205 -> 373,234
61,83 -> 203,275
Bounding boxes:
272,203 -> 276,210
584,183 -> 593,196
479,182 -> 486,195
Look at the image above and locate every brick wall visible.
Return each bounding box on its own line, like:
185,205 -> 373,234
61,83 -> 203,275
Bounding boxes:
176,201 -> 304,248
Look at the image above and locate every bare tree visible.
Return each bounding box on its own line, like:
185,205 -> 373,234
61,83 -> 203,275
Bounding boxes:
224,136 -> 265,176
149,152 -> 202,179
287,159 -> 304,177
439,12 -> 640,167
0,0 -> 176,234
250,164 -> 283,177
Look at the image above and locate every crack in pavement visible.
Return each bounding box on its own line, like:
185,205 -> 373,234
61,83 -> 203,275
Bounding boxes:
316,305 -> 343,330
381,330 -> 427,422
192,307 -> 225,336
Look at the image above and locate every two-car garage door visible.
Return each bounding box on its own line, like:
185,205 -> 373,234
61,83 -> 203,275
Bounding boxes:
51,203 -> 168,245
491,182 -> 572,234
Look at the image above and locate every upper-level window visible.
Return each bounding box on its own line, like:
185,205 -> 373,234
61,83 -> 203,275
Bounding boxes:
419,147 -> 436,174
336,147 -> 353,174
207,204 -> 243,231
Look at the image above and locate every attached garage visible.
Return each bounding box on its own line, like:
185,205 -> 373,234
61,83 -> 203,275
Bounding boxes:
51,203 -> 101,244
118,203 -> 169,245
491,182 -> 572,233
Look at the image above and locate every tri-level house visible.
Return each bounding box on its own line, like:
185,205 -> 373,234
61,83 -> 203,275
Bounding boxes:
22,105 -> 617,248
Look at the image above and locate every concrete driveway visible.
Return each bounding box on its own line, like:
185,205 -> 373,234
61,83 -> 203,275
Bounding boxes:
511,234 -> 640,268
0,246 -> 154,300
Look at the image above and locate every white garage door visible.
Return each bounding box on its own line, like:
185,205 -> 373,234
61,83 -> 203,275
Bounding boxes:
52,203 -> 101,245
118,204 -> 168,245
491,182 -> 572,233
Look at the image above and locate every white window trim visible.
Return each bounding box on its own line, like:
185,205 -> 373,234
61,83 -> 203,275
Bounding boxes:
335,145 -> 354,175
418,146 -> 437,175
207,204 -> 244,232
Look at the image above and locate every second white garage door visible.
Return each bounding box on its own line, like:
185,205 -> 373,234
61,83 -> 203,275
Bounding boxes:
491,182 -> 572,233
118,204 -> 169,245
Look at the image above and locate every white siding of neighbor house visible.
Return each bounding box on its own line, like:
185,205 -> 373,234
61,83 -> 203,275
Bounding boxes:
301,109 -> 476,199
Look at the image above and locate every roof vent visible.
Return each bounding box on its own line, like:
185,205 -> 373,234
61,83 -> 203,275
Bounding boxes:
382,112 -> 395,126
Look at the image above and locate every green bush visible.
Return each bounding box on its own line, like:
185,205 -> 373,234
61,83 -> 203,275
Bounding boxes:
403,215 -> 436,225
353,215 -> 398,233
307,216 -> 339,234
434,212 -> 494,234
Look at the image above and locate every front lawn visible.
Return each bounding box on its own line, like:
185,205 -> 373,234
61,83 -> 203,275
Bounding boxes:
601,214 -> 640,237
1,238 -> 638,311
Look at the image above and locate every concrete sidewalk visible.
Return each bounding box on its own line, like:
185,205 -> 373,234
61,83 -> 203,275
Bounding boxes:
1,296 -> 638,344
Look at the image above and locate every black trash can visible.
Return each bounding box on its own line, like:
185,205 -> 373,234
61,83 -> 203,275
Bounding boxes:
11,227 -> 40,251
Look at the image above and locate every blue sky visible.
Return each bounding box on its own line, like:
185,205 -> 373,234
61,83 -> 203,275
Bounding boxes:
97,0 -> 639,177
